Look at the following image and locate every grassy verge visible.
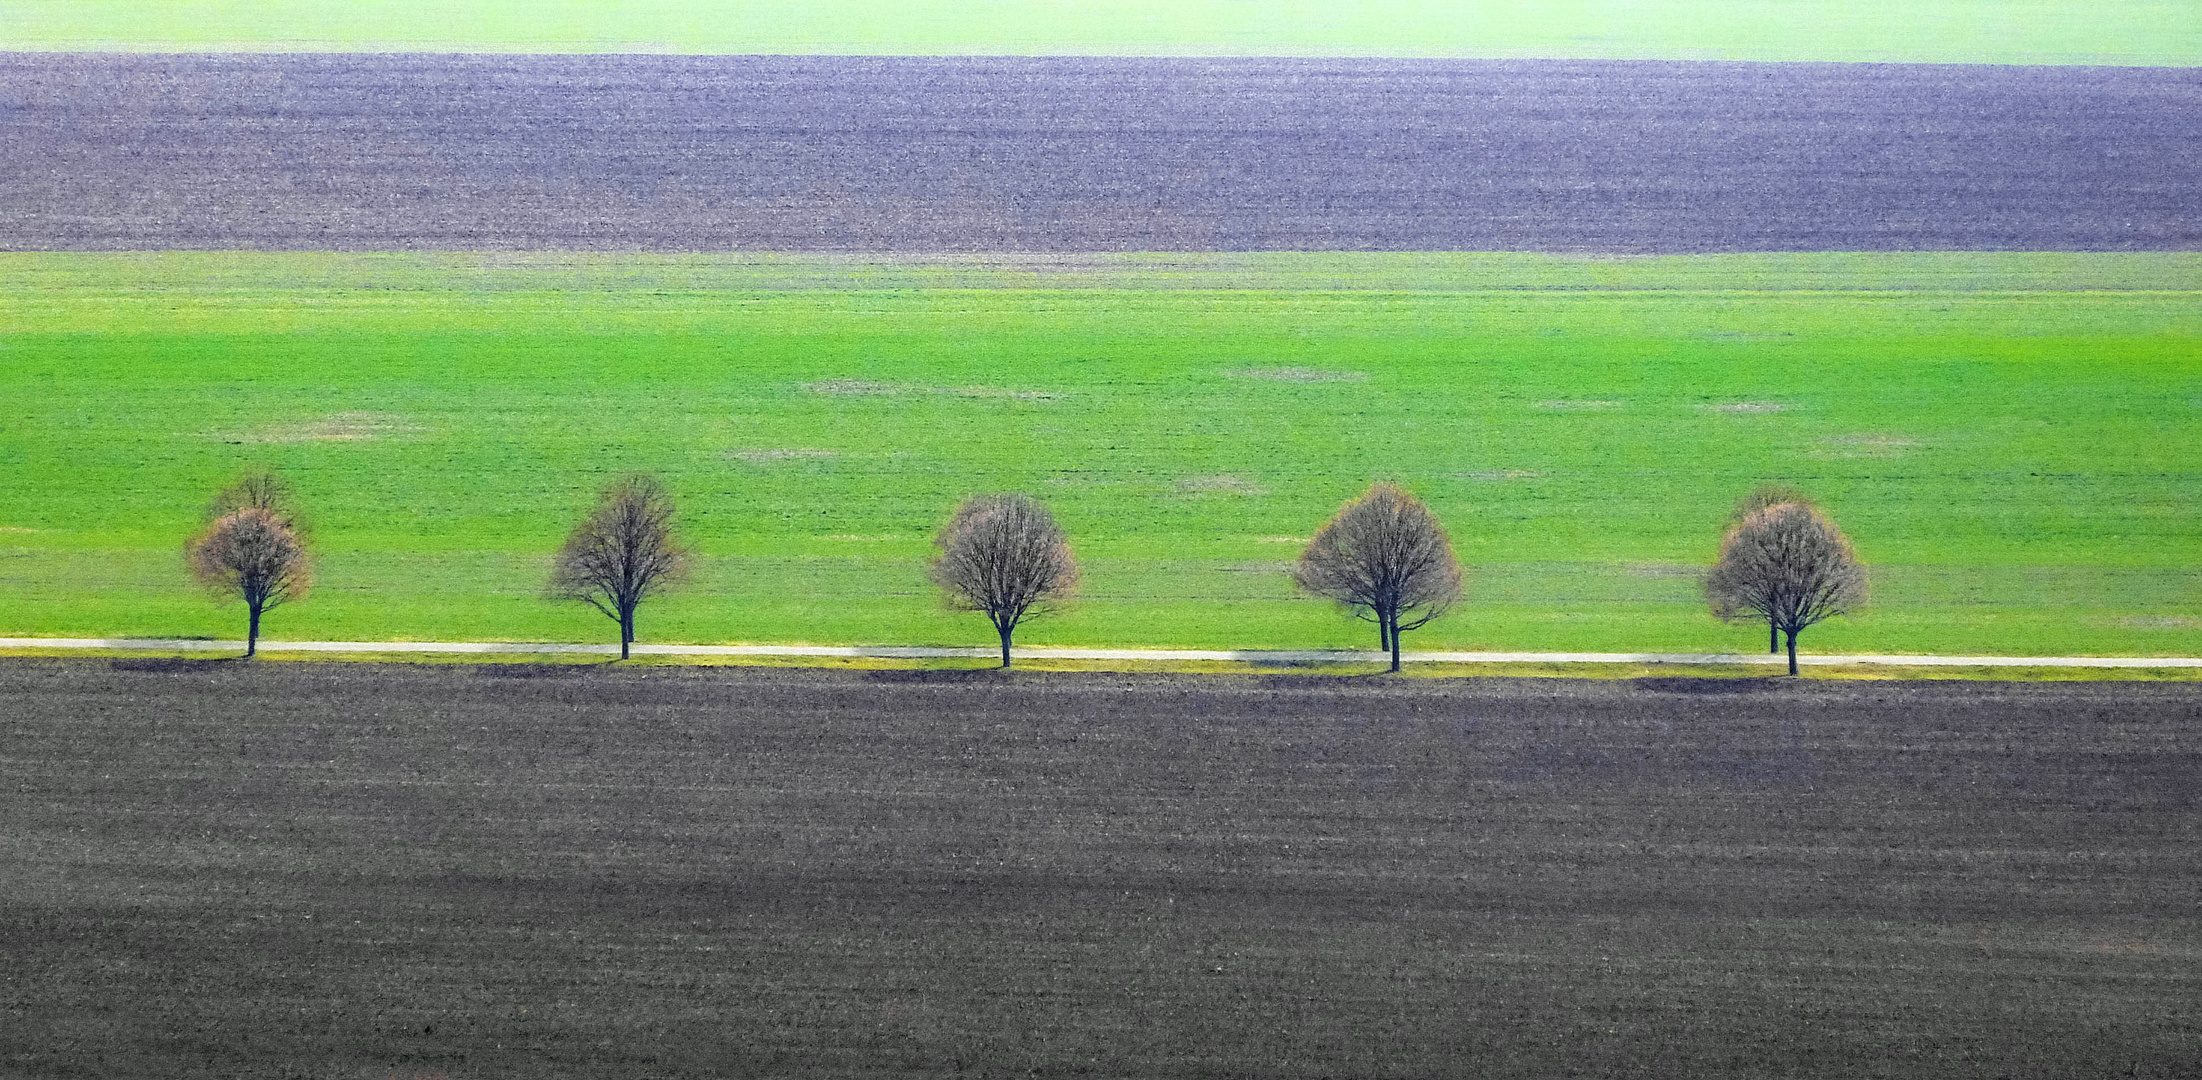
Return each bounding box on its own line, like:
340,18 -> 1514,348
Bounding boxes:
2,251 -> 2197,658
7,647 -> 2200,682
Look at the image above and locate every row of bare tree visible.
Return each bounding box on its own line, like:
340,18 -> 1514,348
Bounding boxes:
185,470 -> 1865,674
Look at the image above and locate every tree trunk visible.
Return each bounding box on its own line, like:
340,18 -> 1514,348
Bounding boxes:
245,602 -> 261,659
1388,615 -> 1403,673
998,622 -> 1013,668
1785,627 -> 1798,676
1771,620 -> 1780,654
620,606 -> 634,661
1378,617 -> 1391,654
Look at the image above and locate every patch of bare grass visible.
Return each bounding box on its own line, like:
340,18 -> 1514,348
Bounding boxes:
1177,475 -> 1266,495
802,379 -> 1058,400
802,378 -> 902,396
1458,469 -> 1543,481
1536,400 -> 1623,411
1810,434 -> 1920,458
1046,470 -> 1113,486
943,385 -> 1060,400
1625,562 -> 1702,579
1227,366 -> 1368,383
215,411 -> 420,443
2120,615 -> 2199,630
1697,401 -> 1789,414
727,448 -> 838,464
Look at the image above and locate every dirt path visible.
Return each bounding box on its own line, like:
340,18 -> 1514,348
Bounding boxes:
6,636 -> 2199,667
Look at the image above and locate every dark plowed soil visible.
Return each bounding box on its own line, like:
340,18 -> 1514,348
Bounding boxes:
5,55 -> 2197,252
3,659 -> 2196,1077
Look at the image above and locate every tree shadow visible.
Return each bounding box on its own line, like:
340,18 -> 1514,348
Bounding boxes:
472,662 -> 621,679
1253,669 -> 1400,689
1631,675 -> 1792,695
108,657 -> 246,672
862,667 -> 1015,684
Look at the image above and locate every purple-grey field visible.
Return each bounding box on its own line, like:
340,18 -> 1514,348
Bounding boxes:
3,55 -> 2198,252
2,661 -> 2197,1078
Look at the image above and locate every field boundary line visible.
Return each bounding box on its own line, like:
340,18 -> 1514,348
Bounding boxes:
5,638 -> 2200,668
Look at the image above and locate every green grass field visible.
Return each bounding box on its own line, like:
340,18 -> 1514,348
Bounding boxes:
5,0 -> 2198,65
2,251 -> 2198,658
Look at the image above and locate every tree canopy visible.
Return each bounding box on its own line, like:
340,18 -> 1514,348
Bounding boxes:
1293,482 -> 1463,672
930,493 -> 1078,668
1707,500 -> 1866,675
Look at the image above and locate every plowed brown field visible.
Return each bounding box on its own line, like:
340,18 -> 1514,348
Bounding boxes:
3,660 -> 2196,1077
8,55 -> 2197,252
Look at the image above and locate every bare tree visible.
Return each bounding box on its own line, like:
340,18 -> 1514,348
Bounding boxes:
1729,483 -> 1811,525
1728,484 -> 1811,653
187,507 -> 312,658
1292,482 -> 1464,673
1706,501 -> 1867,675
207,466 -> 308,537
549,474 -> 691,660
930,494 -> 1079,668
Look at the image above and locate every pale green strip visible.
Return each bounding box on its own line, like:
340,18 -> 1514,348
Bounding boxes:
4,0 -> 2198,66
